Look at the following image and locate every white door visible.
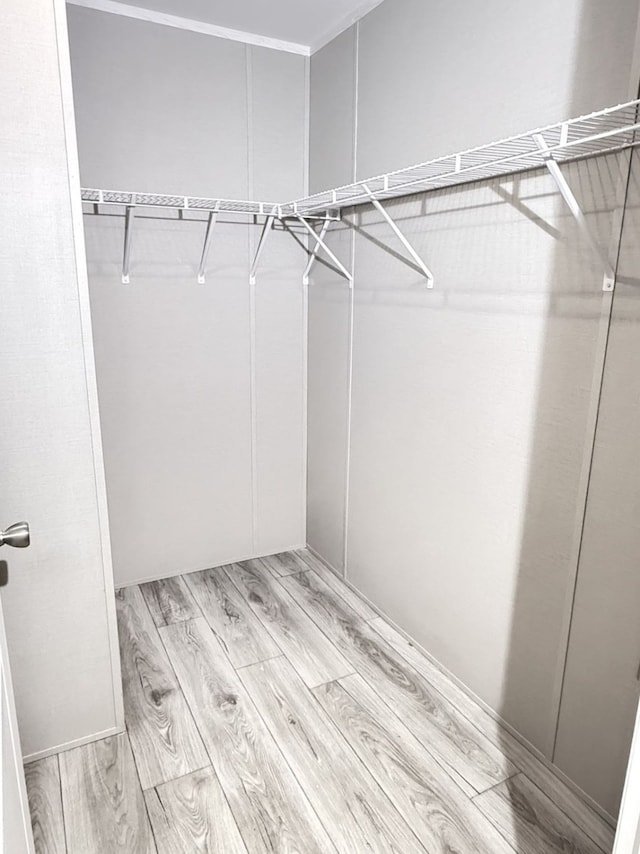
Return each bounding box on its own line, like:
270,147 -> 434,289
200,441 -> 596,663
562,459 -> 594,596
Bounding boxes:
0,523 -> 34,854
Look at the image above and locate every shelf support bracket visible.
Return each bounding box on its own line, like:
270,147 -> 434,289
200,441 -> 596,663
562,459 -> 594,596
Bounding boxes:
250,212 -> 276,285
533,134 -> 616,291
122,204 -> 135,284
302,219 -> 330,285
296,215 -> 353,286
362,184 -> 434,288
197,205 -> 219,283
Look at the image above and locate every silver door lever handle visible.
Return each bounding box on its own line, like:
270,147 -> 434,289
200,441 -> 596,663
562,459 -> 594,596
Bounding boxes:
0,522 -> 30,548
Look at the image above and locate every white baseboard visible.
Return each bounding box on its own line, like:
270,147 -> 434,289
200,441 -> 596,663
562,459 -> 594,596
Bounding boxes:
306,544 -> 346,577
115,545 -> 308,589
23,724 -> 125,765
304,543 -> 617,829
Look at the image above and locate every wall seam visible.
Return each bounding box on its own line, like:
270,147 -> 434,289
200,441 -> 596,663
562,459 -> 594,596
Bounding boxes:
246,45 -> 258,555
302,53 -> 311,546
342,21 -> 359,579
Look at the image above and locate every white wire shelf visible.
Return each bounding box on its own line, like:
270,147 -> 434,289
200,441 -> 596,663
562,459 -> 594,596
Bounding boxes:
80,99 -> 640,286
280,99 -> 640,216
81,100 -> 640,220
80,189 -> 280,216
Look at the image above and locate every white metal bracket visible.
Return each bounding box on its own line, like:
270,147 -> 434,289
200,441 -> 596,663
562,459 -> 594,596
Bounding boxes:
296,215 -> 353,286
197,205 -> 219,283
361,184 -> 434,288
302,220 -> 330,285
533,134 -> 616,291
250,211 -> 277,285
122,203 -> 135,284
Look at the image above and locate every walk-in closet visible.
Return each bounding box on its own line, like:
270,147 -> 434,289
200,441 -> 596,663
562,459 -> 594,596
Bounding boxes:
3,0 -> 640,852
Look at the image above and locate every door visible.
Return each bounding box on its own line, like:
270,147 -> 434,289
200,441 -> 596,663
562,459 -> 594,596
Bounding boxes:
0,523 -> 34,854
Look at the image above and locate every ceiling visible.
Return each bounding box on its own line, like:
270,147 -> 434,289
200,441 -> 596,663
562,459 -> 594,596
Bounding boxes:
110,0 -> 385,52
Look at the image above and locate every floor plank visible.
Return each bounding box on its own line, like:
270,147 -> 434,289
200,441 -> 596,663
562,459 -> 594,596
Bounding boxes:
474,773 -> 605,854
260,551 -> 310,577
315,673 -> 516,853
295,551 -> 378,621
145,767 -> 247,854
280,569 -> 515,793
59,734 -> 156,854
239,655 -> 427,854
45,552 -> 615,854
24,756 -> 66,854
226,559 -> 353,687
371,617 -> 616,852
140,576 -> 201,627
160,617 -> 336,854
116,586 -> 209,789
184,566 -> 280,668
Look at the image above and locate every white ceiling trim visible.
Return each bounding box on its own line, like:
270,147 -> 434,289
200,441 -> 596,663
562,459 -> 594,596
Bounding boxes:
309,0 -> 382,54
66,0 -> 311,56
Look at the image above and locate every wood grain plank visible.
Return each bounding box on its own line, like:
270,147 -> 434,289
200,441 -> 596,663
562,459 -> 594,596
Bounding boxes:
160,617 -> 336,854
226,559 -> 353,687
260,551 -> 311,576
474,774 -> 605,854
239,655 -> 426,854
25,755 -> 66,854
314,674 -> 515,854
184,566 -> 280,668
295,550 -> 378,621
144,767 -> 247,854
140,576 -> 201,627
371,617 -> 616,852
116,586 -> 209,789
59,734 -> 156,854
280,570 -> 515,793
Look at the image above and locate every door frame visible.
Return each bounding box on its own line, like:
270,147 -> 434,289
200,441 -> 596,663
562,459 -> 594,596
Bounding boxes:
614,698 -> 640,853
1,601 -> 35,853
40,0 -> 125,755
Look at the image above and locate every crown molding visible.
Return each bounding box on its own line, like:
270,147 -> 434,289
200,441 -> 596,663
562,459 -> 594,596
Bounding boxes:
66,0 -> 311,56
309,0 -> 383,54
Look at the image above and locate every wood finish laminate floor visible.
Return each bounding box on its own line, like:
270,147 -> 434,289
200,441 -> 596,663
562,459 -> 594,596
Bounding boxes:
25,550 -> 616,854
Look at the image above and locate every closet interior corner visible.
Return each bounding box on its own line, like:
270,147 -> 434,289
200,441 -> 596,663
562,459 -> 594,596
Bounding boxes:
4,0 -> 640,852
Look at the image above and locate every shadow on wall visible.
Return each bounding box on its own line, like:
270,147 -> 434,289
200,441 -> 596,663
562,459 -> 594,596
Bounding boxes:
325,4 -> 640,850
502,0 -> 640,836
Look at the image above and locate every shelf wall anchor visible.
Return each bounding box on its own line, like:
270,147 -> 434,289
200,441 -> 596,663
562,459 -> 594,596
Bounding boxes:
250,211 -> 277,285
197,205 -> 220,283
302,219 -> 330,285
296,215 -> 353,286
362,184 -> 434,288
122,204 -> 135,284
533,134 -> 616,291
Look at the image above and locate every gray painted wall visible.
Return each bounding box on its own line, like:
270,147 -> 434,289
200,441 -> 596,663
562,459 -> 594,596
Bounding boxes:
0,0 -> 122,758
309,26 -> 357,193
307,25 -> 358,569
554,153 -> 640,817
356,0 -> 639,178
308,0 -> 640,817
67,7 -> 308,585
